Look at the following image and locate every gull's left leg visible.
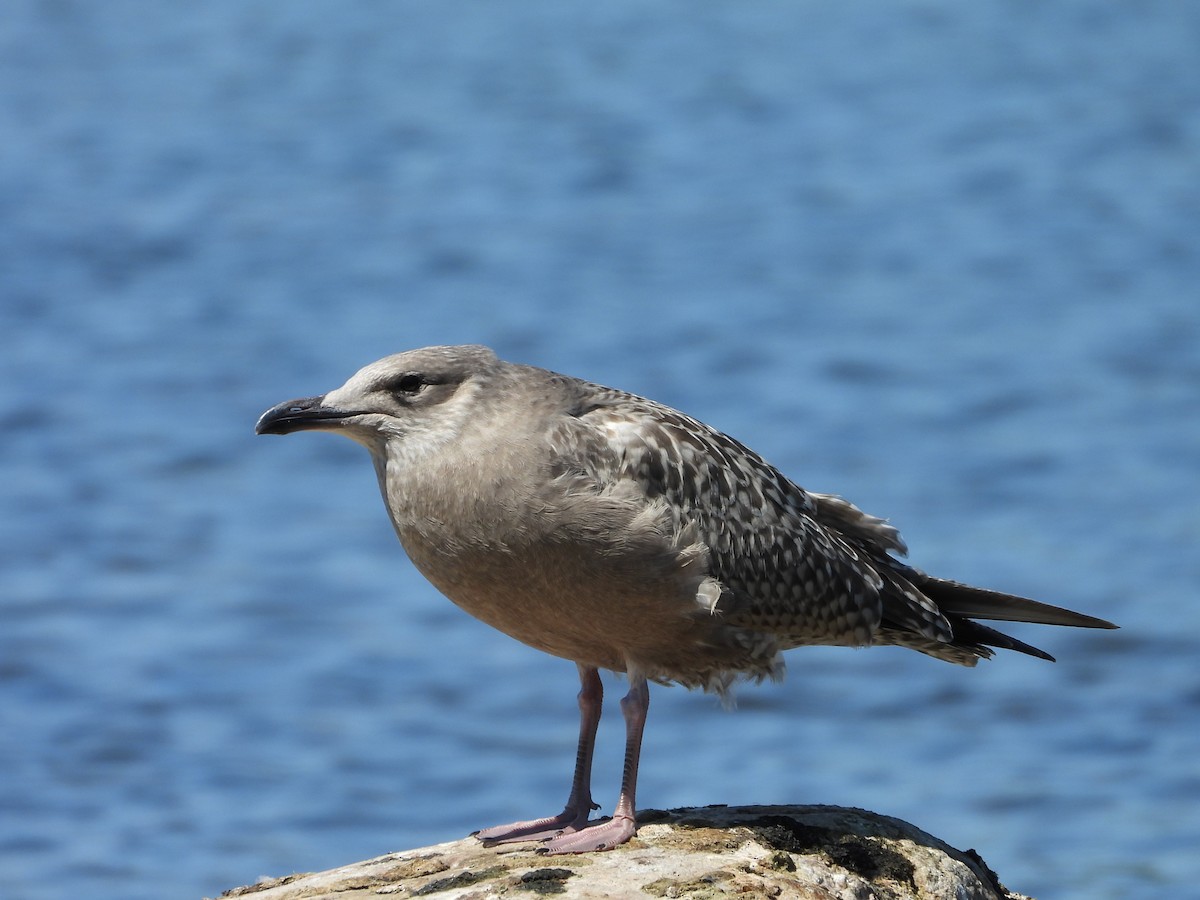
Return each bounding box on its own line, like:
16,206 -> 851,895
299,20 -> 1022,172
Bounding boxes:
539,673 -> 649,853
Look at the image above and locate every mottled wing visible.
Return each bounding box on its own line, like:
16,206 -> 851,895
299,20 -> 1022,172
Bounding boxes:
550,380 -> 957,654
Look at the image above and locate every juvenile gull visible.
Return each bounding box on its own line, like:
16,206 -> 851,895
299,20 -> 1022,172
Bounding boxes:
256,344 -> 1116,853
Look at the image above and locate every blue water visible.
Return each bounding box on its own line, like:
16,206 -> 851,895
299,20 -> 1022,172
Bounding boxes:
2,3 -> 1197,898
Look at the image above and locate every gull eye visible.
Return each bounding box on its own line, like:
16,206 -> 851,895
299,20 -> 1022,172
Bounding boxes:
392,373 -> 425,394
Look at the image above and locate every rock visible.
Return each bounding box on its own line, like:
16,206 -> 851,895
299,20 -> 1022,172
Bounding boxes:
213,804 -> 1033,900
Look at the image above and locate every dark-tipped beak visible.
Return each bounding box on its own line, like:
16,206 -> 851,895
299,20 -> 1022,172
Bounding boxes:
255,396 -> 354,435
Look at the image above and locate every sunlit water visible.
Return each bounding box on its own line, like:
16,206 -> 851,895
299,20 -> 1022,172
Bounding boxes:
2,4 -> 1197,898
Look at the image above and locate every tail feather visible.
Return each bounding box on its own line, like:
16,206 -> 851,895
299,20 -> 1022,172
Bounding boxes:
923,578 -> 1117,630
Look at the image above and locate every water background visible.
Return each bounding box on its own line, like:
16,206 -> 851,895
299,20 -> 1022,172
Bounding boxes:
2,3 -> 1198,898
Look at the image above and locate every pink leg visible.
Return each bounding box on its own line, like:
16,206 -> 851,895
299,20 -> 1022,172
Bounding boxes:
539,674 -> 649,853
474,665 -> 603,845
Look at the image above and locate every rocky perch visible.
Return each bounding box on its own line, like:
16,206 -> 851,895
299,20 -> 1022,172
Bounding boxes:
215,804 -> 1035,900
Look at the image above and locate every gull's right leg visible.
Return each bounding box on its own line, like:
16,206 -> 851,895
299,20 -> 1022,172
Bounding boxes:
474,664 -> 603,845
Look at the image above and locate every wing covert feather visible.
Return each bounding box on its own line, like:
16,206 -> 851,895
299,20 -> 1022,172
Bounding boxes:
548,382 -> 947,649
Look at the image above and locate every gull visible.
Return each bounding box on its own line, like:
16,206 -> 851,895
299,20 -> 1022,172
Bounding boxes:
256,344 -> 1116,853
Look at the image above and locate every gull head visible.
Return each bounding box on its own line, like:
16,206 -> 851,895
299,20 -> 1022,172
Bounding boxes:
255,344 -> 499,454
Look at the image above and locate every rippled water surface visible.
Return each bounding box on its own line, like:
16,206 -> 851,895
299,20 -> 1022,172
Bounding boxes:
2,4 -> 1198,898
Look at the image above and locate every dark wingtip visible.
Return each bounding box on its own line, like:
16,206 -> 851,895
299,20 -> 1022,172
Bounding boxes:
955,618 -> 1058,662
925,578 -> 1117,630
